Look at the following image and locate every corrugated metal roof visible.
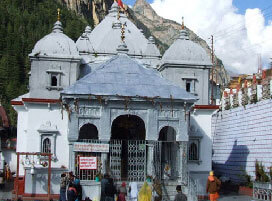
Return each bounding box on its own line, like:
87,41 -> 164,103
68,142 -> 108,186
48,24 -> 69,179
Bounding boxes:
62,54 -> 198,101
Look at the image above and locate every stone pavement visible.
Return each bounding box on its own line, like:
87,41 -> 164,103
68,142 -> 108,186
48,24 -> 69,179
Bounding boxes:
218,195 -> 254,201
0,181 -> 13,200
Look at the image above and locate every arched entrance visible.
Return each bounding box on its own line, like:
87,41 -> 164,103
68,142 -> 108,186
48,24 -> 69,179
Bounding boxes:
111,115 -> 146,140
111,115 -> 146,181
76,123 -> 99,181
78,123 -> 98,140
159,126 -> 178,180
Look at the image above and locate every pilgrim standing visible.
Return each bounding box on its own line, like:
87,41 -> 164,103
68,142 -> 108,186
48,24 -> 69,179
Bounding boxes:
206,171 -> 221,201
117,182 -> 127,201
129,182 -> 138,201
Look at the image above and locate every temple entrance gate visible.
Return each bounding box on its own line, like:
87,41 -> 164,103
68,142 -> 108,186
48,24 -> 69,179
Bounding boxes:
110,115 -> 146,181
110,140 -> 146,181
158,126 -> 178,180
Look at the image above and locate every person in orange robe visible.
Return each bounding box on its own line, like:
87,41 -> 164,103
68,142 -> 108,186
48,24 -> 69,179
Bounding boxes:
206,171 -> 221,201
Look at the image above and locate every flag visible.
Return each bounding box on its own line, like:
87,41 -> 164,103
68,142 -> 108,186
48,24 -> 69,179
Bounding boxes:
118,0 -> 124,9
262,70 -> 266,79
244,80 -> 248,88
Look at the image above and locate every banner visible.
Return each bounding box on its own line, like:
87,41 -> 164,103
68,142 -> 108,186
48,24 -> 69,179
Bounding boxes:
79,157 -> 97,170
74,143 -> 109,153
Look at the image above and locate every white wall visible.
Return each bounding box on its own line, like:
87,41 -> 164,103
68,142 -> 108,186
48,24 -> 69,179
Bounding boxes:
212,99 -> 272,183
189,110 -> 215,172
16,104 -> 70,175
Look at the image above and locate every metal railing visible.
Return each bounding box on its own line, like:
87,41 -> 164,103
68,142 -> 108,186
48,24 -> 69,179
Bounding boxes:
253,182 -> 272,201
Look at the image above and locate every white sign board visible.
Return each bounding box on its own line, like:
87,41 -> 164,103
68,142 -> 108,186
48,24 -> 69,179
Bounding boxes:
79,157 -> 97,170
74,143 -> 109,153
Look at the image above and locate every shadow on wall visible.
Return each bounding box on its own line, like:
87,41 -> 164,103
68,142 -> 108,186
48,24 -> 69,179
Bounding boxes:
213,140 -> 249,184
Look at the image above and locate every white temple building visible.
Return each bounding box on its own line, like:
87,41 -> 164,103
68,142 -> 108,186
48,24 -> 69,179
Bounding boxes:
11,2 -> 218,200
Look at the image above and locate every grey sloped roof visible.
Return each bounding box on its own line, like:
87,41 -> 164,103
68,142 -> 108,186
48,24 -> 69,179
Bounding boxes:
62,54 -> 197,102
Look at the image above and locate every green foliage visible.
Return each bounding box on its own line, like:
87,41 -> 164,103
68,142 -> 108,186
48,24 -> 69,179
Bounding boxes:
255,160 -> 270,182
0,0 -> 90,126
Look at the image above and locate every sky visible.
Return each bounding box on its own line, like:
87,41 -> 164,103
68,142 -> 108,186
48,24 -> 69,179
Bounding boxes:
122,0 -> 272,74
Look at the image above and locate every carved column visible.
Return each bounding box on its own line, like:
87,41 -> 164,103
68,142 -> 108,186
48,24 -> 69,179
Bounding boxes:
178,141 -> 188,185
146,142 -> 155,177
101,152 -> 108,175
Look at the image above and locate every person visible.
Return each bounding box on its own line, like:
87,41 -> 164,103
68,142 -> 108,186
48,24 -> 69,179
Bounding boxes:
60,172 -> 69,201
67,183 -> 77,201
117,182 -> 127,201
174,185 -> 187,201
153,178 -> 162,201
74,178 -> 82,201
129,182 -> 138,201
100,174 -> 109,201
4,163 -> 11,181
163,163 -> 171,180
206,171 -> 221,201
138,182 -> 152,201
104,176 -> 116,201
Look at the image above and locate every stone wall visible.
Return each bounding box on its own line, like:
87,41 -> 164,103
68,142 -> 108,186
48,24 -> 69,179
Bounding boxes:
212,99 -> 272,183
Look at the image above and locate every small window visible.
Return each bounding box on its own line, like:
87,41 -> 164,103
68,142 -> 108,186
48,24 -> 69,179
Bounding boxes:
42,138 -> 51,153
51,76 -> 57,87
186,82 -> 191,92
189,142 -> 198,160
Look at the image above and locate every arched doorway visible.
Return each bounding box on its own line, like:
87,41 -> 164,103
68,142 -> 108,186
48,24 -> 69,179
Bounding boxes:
111,115 -> 146,181
111,115 -> 146,140
78,123 -> 98,141
159,126 -> 178,180
76,123 -> 99,181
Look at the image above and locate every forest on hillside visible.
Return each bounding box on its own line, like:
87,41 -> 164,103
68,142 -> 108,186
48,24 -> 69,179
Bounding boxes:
0,0 -> 92,126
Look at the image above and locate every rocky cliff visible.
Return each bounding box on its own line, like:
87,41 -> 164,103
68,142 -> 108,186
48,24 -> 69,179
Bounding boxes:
59,0 -> 229,86
57,0 -> 114,26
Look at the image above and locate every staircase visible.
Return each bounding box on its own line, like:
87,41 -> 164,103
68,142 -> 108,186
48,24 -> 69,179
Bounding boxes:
161,176 -> 198,201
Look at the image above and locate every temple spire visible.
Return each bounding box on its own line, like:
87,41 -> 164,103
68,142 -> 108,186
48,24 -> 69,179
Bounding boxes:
181,16 -> 185,30
57,8 -> 61,21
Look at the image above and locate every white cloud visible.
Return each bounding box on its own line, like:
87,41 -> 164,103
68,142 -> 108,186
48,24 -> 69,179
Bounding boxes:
150,0 -> 272,74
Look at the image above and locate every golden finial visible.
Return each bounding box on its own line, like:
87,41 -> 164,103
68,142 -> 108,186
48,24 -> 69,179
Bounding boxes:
121,23 -> 125,42
57,8 -> 61,21
181,16 -> 184,30
117,9 -> 120,20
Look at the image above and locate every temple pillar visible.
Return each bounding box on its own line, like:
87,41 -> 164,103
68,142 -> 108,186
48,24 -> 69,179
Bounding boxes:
101,152 -> 108,175
178,141 -> 188,185
146,142 -> 155,177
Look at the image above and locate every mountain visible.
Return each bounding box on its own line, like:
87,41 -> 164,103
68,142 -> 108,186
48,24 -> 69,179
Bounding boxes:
132,0 -> 229,86
57,0 -> 113,26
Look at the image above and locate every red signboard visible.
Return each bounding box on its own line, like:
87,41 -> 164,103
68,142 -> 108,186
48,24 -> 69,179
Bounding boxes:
79,157 -> 97,170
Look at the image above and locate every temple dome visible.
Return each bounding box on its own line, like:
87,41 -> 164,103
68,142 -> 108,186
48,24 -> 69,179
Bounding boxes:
162,29 -> 212,66
30,21 -> 79,57
144,36 -> 161,57
87,2 -> 150,55
76,30 -> 94,54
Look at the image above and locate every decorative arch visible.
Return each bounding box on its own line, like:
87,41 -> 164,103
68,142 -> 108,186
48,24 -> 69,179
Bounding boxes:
111,115 -> 146,140
158,126 -> 176,142
78,123 -> 98,140
42,138 -> 51,153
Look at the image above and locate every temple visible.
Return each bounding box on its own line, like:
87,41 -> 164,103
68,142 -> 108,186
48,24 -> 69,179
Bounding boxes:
11,2 -> 218,200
